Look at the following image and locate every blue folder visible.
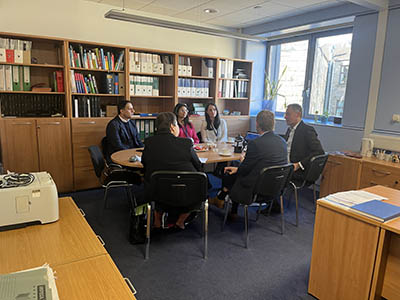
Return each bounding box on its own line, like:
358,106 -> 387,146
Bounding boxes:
351,200 -> 400,222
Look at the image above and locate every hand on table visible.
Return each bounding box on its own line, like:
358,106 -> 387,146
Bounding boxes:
293,162 -> 300,171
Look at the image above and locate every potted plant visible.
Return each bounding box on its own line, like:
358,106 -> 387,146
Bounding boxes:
320,110 -> 329,123
263,66 -> 287,110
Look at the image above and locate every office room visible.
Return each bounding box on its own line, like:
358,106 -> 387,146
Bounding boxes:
1,0 -> 400,299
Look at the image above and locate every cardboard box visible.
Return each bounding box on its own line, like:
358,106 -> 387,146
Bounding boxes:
106,105 -> 118,117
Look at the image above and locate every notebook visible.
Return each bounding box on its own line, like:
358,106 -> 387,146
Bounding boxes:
351,200 -> 400,222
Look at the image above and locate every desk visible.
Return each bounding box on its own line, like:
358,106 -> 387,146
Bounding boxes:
0,197 -> 136,299
111,144 -> 243,168
308,185 -> 400,300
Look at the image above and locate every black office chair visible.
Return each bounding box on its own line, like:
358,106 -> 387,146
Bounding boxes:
222,164 -> 293,248
146,171 -> 209,260
88,145 -> 142,219
289,153 -> 329,226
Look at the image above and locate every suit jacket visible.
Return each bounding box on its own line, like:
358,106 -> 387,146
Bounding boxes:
105,116 -> 144,161
231,131 -> 288,205
142,131 -> 202,186
285,120 -> 324,180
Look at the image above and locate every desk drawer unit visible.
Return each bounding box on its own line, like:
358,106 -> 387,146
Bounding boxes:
71,118 -> 111,190
360,162 -> 400,190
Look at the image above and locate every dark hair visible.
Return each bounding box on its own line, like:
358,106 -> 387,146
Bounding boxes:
256,110 -> 275,132
118,100 -> 133,113
173,103 -> 192,128
156,112 -> 177,133
287,103 -> 303,116
205,103 -> 221,131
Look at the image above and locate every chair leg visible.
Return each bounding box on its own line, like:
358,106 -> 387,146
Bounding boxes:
290,182 -> 299,227
145,203 -> 151,260
244,205 -> 249,248
221,198 -> 230,232
203,200 -> 208,259
256,203 -> 262,222
280,195 -> 285,235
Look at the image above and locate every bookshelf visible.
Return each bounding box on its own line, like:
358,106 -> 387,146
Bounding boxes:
0,31 -> 253,192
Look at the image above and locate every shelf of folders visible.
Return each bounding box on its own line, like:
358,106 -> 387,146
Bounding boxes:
178,78 -> 210,98
70,71 -> 124,95
129,51 -> 173,75
134,118 -> 156,141
0,37 -> 32,64
129,75 -> 160,96
72,96 -> 101,118
68,44 -> 124,71
218,80 -> 248,98
0,93 -> 64,117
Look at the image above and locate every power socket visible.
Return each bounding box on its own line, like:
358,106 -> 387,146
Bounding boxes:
392,114 -> 400,123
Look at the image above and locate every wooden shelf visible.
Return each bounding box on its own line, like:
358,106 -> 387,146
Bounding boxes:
219,97 -> 249,100
130,95 -> 173,99
219,78 -> 249,81
179,75 -> 214,80
0,91 -> 65,95
71,93 -> 124,97
70,67 -> 124,73
178,96 -> 213,99
129,72 -> 173,77
0,62 -> 64,68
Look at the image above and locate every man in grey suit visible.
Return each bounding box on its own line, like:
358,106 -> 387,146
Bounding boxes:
214,110 -> 288,218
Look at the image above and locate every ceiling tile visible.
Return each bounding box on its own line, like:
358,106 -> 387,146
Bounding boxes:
147,0 -> 213,11
138,5 -> 182,16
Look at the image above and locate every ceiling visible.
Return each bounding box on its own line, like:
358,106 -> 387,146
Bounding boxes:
88,0 -> 347,28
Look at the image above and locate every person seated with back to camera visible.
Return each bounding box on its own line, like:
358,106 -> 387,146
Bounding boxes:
200,103 -> 228,143
142,112 -> 202,230
213,110 -> 288,220
105,100 -> 144,164
173,103 -> 200,144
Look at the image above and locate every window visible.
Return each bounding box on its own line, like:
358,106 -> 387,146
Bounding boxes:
266,28 -> 353,118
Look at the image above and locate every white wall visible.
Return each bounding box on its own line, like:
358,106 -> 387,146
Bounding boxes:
0,0 -> 237,57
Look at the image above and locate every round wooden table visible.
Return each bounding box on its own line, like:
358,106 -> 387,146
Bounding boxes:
111,144 -> 243,168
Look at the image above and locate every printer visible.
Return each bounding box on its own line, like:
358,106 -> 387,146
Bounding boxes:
0,172 -> 59,229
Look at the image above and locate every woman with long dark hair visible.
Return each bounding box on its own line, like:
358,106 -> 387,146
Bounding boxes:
173,103 -> 199,144
201,103 -> 227,143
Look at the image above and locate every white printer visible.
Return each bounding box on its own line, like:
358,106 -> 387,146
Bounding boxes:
0,172 -> 59,228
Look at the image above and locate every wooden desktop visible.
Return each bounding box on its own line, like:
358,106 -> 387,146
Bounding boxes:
308,185 -> 400,300
0,197 -> 136,299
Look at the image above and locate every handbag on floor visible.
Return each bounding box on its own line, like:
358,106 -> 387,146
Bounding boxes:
129,204 -> 146,244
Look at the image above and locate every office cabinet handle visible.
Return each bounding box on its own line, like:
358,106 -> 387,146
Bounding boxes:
13,122 -> 32,125
39,122 -> 60,125
78,208 -> 85,217
79,121 -> 96,124
328,160 -> 342,166
124,277 -> 137,295
370,181 -> 389,187
79,146 -> 88,149
96,235 -> 105,246
372,169 -> 391,176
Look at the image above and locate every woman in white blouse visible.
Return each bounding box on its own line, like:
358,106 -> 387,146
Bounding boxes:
200,103 -> 228,143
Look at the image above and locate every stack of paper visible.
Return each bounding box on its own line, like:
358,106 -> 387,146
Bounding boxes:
0,264 -> 59,300
324,190 -> 387,207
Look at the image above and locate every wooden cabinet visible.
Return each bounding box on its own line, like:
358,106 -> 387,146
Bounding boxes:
320,155 -> 362,197
71,118 -> 110,190
320,154 -> 400,197
359,160 -> 400,190
0,118 -> 73,192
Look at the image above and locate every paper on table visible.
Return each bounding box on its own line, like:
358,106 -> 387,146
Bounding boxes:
199,157 -> 208,164
324,190 -> 387,207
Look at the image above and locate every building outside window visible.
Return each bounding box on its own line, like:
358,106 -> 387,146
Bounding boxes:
266,28 -> 353,119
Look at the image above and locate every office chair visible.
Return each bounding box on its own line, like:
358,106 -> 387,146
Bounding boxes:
289,153 -> 329,226
146,171 -> 209,260
222,164 -> 293,248
88,145 -> 142,219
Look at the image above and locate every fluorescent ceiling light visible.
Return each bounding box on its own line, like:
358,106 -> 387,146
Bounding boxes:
104,9 -> 267,42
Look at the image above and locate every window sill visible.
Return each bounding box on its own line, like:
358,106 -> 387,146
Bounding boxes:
274,116 -> 343,128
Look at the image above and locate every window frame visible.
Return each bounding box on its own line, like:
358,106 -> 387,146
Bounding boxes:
265,27 -> 353,120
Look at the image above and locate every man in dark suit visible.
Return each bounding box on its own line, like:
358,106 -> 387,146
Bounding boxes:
214,110 -> 288,217
284,103 -> 324,181
105,100 -> 144,163
142,112 -> 202,229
